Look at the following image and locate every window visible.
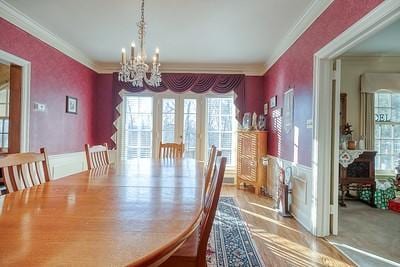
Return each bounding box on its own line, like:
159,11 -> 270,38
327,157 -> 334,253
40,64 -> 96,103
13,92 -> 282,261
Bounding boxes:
161,98 -> 176,143
374,92 -> 400,170
122,96 -> 153,159
119,93 -> 237,168
206,97 -> 236,166
0,86 -> 9,151
183,99 -> 197,159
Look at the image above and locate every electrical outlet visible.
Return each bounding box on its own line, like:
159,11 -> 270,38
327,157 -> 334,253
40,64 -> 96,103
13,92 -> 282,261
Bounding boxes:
33,103 -> 46,112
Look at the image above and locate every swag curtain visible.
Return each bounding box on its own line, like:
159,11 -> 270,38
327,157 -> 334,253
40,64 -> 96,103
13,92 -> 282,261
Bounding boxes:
111,72 -> 246,148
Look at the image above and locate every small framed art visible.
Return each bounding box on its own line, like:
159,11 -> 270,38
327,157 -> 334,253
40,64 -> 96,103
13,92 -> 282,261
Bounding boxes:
270,95 -> 277,108
264,103 -> 268,115
66,96 -> 78,114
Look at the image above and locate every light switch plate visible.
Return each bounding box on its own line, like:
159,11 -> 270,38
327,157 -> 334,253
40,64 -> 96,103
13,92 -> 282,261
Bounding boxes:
306,119 -> 313,128
33,102 -> 46,112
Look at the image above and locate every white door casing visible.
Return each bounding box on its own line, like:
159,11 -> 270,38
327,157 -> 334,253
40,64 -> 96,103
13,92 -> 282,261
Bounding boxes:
312,1 -> 400,236
0,49 -> 30,152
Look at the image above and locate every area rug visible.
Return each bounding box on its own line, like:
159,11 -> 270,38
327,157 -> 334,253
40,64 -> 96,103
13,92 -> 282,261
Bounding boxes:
207,197 -> 264,267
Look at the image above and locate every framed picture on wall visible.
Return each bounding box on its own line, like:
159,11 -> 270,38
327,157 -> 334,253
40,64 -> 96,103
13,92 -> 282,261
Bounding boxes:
66,96 -> 78,114
283,88 -> 294,134
270,95 -> 277,108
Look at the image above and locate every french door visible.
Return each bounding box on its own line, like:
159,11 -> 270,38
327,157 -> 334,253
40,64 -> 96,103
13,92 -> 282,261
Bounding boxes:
157,95 -> 201,159
120,92 -> 237,168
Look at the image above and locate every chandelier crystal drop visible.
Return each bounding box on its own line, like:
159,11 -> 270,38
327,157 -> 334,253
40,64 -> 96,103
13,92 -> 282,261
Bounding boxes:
118,0 -> 161,87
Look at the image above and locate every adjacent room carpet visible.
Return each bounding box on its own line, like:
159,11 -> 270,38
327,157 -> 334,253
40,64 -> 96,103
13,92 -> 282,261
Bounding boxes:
327,201 -> 400,267
207,197 -> 264,267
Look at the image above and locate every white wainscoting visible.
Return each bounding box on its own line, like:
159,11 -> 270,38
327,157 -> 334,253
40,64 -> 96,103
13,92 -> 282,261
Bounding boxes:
48,150 -> 117,179
266,155 -> 313,232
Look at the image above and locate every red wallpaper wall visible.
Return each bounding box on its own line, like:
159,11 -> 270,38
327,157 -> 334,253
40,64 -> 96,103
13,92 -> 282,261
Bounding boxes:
245,76 -> 264,115
94,74 -> 113,146
0,18 -> 97,155
263,0 -> 383,167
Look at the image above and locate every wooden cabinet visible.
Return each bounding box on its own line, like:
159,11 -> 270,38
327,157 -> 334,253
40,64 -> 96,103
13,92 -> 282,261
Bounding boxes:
339,151 -> 376,207
237,131 -> 268,195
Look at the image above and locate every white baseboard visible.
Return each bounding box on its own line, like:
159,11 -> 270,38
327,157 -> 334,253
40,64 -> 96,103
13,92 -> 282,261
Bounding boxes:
48,152 -> 87,179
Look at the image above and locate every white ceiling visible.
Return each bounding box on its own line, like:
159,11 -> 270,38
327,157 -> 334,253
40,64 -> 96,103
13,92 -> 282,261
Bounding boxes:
345,19 -> 400,56
3,0 -> 320,69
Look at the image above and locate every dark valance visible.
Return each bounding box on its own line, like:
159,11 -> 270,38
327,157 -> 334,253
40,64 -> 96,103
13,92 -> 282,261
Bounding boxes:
111,72 -> 245,147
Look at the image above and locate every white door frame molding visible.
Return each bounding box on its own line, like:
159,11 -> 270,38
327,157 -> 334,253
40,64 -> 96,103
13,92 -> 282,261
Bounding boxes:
0,49 -> 31,152
312,0 -> 400,236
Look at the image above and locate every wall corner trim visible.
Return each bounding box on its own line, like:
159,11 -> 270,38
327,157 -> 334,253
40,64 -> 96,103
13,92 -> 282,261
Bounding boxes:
0,0 -> 98,72
263,0 -> 334,74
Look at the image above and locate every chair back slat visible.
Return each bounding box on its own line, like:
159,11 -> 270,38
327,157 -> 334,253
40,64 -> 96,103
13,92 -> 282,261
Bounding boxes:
0,148 -> 51,193
28,162 -> 40,186
197,155 -> 226,266
204,145 -> 217,202
159,142 -> 184,159
85,143 -> 110,170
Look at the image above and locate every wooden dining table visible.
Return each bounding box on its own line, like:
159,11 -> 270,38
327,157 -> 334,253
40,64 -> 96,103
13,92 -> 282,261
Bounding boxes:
0,158 -> 205,267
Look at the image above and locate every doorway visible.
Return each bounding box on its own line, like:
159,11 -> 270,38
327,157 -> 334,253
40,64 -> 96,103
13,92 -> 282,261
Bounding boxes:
0,50 -> 30,153
312,1 -> 400,237
312,2 -> 400,266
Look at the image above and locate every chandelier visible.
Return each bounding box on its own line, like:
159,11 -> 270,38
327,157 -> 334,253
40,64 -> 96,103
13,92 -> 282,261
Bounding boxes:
118,0 -> 161,87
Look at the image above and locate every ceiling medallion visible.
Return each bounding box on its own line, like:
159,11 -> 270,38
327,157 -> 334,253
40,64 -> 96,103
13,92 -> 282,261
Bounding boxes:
118,0 -> 161,87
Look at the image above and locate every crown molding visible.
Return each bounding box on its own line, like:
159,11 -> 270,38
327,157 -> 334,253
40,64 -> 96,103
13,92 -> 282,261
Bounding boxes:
0,0 -> 97,71
263,0 -> 333,74
96,63 -> 266,76
1,0 -> 332,76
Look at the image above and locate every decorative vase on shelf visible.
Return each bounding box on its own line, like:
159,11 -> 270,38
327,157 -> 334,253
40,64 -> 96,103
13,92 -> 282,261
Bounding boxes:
251,112 -> 257,130
347,140 -> 356,150
358,136 -> 365,150
342,141 -> 347,150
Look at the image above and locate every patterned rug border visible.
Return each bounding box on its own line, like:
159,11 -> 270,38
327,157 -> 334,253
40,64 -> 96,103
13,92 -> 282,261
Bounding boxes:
208,196 -> 265,267
220,196 -> 265,267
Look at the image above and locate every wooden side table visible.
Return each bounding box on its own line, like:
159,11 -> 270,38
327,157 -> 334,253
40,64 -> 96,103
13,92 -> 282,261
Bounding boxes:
339,150 -> 376,207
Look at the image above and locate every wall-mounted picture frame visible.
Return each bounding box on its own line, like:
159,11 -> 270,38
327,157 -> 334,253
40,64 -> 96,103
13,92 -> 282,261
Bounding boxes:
264,103 -> 269,115
283,88 -> 294,134
270,95 -> 277,108
66,96 -> 78,114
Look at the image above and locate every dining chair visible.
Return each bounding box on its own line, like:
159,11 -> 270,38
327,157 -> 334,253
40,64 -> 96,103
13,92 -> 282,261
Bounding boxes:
0,148 -> 51,193
85,143 -> 110,170
204,145 -> 217,200
159,142 -> 184,159
160,155 -> 227,267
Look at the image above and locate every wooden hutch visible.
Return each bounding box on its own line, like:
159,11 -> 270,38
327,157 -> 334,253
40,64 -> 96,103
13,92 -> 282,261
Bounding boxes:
237,131 -> 268,195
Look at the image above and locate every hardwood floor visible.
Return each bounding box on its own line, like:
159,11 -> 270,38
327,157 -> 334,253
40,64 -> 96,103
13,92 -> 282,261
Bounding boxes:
221,185 -> 355,267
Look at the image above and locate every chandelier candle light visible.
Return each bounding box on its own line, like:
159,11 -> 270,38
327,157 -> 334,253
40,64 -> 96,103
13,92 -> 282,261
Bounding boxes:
119,0 -> 161,87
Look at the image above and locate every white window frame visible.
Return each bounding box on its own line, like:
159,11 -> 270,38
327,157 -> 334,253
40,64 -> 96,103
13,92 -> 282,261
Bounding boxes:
119,92 -> 157,160
117,91 -> 237,172
374,91 -> 400,174
204,94 -> 237,172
